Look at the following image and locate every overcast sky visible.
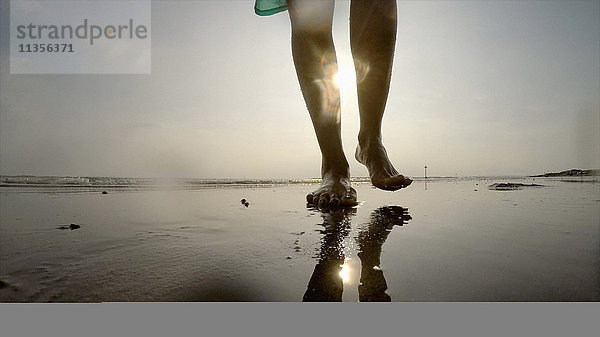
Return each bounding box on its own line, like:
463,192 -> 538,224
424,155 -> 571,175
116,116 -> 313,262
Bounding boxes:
1,0 -> 599,178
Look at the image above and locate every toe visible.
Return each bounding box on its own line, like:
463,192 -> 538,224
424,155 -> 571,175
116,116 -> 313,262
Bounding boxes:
340,192 -> 358,207
385,174 -> 407,185
329,194 -> 340,207
340,197 -> 358,206
382,175 -> 412,190
318,193 -> 330,208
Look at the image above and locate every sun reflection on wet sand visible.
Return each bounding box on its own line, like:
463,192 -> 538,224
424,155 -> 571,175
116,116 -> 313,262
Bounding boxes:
339,260 -> 350,283
303,206 -> 412,301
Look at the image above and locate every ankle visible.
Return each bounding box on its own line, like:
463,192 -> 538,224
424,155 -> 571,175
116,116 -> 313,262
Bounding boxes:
358,132 -> 382,148
321,160 -> 350,178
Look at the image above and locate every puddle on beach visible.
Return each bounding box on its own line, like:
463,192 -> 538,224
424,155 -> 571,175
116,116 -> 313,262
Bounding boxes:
1,178 -> 599,302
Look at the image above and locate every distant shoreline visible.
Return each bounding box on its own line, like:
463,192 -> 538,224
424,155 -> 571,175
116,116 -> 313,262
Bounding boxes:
1,171 -> 599,187
531,169 -> 600,177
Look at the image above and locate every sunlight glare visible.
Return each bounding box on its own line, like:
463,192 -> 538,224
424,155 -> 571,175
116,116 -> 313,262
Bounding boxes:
339,262 -> 350,283
333,62 -> 356,95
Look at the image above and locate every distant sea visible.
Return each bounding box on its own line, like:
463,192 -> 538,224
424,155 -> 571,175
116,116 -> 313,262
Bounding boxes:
1,174 -> 597,190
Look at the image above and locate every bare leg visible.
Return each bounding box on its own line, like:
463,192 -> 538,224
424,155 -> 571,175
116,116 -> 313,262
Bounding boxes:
287,0 -> 357,207
350,0 -> 412,191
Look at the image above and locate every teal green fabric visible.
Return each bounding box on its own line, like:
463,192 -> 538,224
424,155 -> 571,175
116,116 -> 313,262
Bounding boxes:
255,0 -> 288,16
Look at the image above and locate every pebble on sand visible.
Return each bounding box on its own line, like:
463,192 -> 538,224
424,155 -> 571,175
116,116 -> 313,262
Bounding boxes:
58,223 -> 81,230
102,191 -> 108,194
244,202 -> 249,207
286,256 -> 292,259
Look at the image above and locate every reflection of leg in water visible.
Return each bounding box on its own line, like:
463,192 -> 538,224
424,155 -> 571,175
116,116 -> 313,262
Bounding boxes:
356,206 -> 411,302
303,208 -> 355,302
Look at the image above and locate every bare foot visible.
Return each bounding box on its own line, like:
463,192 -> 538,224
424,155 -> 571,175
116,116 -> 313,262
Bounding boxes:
355,139 -> 412,191
307,171 -> 358,209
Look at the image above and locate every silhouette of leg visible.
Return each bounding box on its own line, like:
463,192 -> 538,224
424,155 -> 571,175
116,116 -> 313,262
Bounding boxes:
303,255 -> 345,302
303,208 -> 354,301
350,0 -> 412,191
356,206 -> 411,301
287,0 -> 357,208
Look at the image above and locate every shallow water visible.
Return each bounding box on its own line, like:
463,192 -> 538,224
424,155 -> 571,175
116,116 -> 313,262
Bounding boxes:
1,177 -> 598,301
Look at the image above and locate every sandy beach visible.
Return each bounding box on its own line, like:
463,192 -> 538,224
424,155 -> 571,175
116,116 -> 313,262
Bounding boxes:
0,176 -> 598,302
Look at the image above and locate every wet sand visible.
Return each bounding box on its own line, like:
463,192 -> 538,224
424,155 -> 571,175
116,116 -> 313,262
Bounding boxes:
1,177 -> 598,302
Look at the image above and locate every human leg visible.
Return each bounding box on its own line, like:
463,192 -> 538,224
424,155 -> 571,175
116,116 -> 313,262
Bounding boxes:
287,0 -> 357,207
350,0 -> 412,191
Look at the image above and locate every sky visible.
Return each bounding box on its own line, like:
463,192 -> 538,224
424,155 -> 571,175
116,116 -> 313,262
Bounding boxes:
1,0 -> 599,179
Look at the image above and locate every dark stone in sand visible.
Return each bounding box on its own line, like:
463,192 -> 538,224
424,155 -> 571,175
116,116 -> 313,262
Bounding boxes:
244,202 -> 249,207
102,191 -> 108,194
57,223 -> 81,230
0,280 -> 7,289
241,198 -> 246,204
488,183 -> 544,191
